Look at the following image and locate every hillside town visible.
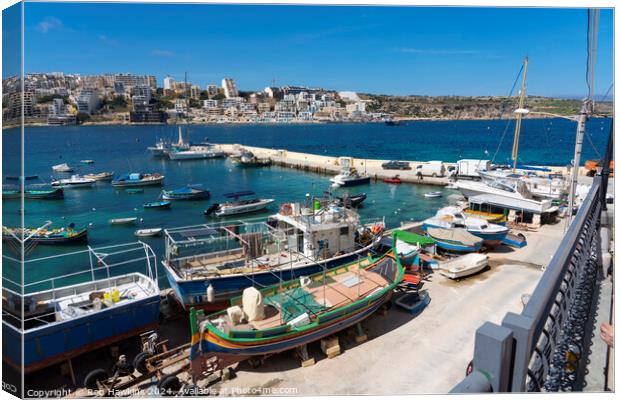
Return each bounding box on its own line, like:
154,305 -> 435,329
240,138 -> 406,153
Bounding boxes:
2,73 -> 381,127
3,73 -> 612,128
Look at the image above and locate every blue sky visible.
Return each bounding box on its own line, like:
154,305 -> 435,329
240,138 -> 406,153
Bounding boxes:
17,3 -> 615,97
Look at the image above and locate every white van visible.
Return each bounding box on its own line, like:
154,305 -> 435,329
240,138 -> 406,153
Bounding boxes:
415,161 -> 445,177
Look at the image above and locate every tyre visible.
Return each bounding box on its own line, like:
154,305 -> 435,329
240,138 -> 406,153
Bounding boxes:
84,368 -> 108,390
133,351 -> 151,375
158,374 -> 181,396
432,173 -> 437,178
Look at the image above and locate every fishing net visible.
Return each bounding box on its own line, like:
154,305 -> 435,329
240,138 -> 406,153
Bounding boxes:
264,287 -> 328,323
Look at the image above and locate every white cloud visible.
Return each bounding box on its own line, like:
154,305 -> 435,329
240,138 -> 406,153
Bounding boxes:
37,17 -> 63,33
152,49 -> 174,57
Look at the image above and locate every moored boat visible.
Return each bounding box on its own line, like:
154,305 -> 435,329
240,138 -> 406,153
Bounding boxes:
2,225 -> 88,245
424,191 -> 442,198
112,173 -> 164,187
144,200 -> 171,209
383,175 -> 402,184
6,175 -> 38,181
188,250 -> 402,365
162,185 -> 210,200
134,228 -> 163,237
2,242 -> 160,374
24,187 -> 64,200
2,187 -> 20,199
51,175 -> 96,189
83,172 -> 114,181
335,193 -> 367,208
330,168 -> 370,188
109,217 -> 138,225
80,159 -> 94,164
168,144 -> 225,160
204,191 -> 274,217
232,152 -> 272,167
52,163 -> 73,173
426,227 -> 483,253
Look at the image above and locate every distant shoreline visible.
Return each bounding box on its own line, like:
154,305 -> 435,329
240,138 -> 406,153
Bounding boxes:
3,113 -> 591,130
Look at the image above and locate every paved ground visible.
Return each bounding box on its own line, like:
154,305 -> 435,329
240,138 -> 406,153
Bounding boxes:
207,222 -> 566,395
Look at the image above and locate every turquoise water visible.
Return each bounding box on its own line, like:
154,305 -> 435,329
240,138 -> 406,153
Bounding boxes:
2,118 -> 610,288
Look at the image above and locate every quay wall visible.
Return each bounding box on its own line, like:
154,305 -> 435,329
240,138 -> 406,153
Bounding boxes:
214,144 -> 586,186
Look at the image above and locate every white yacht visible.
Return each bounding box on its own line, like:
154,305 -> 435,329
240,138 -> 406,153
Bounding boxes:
477,168 -> 569,200
51,175 -> 95,188
168,145 -> 225,160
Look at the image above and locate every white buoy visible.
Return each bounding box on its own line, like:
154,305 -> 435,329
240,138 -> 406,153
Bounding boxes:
207,284 -> 215,303
92,208 -> 96,211
139,218 -> 144,222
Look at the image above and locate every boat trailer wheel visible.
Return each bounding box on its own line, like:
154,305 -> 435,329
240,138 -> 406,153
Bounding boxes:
133,351 -> 151,375
83,368 -> 109,390
158,374 -> 182,396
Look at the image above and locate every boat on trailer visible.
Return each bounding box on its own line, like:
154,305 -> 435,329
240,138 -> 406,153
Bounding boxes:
188,249 -> 402,369
2,242 -> 160,374
205,191 -> 274,217
162,202 -> 386,310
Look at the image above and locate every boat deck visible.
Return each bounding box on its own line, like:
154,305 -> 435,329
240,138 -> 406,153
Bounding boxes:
211,261 -> 390,333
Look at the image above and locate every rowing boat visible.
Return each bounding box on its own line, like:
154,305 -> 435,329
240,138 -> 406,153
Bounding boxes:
109,217 -> 138,225
134,228 -> 163,237
144,201 -> 171,209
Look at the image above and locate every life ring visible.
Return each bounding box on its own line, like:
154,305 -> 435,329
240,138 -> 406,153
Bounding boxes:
280,203 -> 293,216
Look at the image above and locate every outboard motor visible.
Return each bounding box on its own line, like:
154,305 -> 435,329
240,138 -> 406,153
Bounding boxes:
205,203 -> 220,216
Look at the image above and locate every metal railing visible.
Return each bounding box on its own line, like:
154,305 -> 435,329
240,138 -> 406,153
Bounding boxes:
451,174 -> 607,393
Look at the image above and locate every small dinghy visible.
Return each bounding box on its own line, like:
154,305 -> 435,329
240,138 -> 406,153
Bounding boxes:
134,228 -> 162,237
383,175 -> 402,184
438,253 -> 489,279
393,230 -> 435,267
109,217 -> 137,225
162,185 -> 210,200
144,201 -> 171,210
83,172 -> 114,181
80,159 -> 95,164
52,163 -> 73,173
424,191 -> 442,198
394,290 -> 430,314
335,193 -> 367,208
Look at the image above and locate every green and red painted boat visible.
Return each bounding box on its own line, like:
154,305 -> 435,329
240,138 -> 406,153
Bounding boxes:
188,244 -> 404,374
2,226 -> 88,245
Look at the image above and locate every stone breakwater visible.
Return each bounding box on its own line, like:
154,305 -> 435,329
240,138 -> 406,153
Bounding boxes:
214,144 -> 578,187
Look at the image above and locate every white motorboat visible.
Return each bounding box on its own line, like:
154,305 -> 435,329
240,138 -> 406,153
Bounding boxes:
438,253 -> 489,279
147,138 -> 171,157
424,191 -> 442,198
109,217 -> 138,225
52,163 -> 73,173
51,175 -> 95,188
168,145 -> 226,160
454,178 -> 555,214
330,168 -> 370,188
204,191 -> 274,217
134,228 -> 163,237
477,169 -> 568,200
423,206 -> 509,246
112,173 -> 164,187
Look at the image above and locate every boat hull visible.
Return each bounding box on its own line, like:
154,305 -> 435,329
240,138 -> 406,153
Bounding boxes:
192,291 -> 391,358
330,177 -> 371,187
164,243 -> 377,310
162,192 -> 210,201
24,188 -> 64,199
2,295 -> 160,373
111,177 -> 164,187
2,229 -> 88,245
169,152 -> 225,160
214,200 -> 274,216
422,222 -> 507,247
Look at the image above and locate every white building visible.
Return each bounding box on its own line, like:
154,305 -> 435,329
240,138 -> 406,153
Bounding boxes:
221,78 -> 239,98
203,99 -> 219,109
164,76 -> 175,90
76,89 -> 100,115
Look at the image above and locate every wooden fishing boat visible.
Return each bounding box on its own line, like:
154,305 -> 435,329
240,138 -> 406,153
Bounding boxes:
144,200 -> 171,209
2,226 -> 88,245
438,253 -> 488,279
83,172 -> 114,181
462,208 -> 508,225
383,175 -> 402,184
162,186 -> 210,200
24,187 -> 64,200
188,250 -> 403,368
109,217 -> 138,225
112,173 -> 164,187
393,230 -> 435,267
134,228 -> 163,237
426,227 -> 483,253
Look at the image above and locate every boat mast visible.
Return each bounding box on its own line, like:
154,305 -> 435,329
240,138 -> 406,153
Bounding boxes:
511,56 -> 529,174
